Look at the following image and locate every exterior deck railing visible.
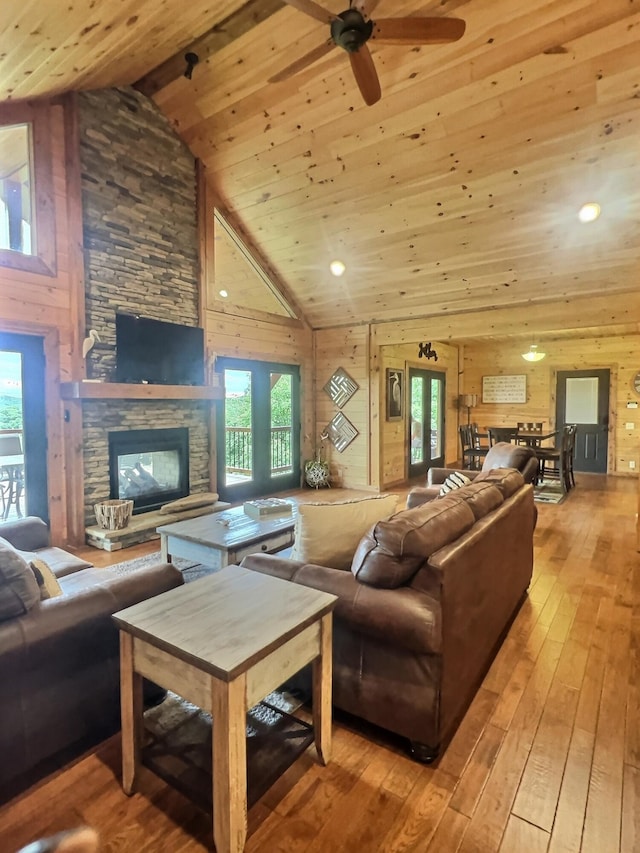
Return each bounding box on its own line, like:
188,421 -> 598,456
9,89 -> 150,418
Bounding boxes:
225,426 -> 292,476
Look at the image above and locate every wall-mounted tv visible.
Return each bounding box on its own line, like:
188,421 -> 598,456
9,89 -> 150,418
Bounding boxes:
115,313 -> 205,386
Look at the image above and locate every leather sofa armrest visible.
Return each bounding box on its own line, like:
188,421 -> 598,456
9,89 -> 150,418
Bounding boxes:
240,552 -> 307,581
406,486 -> 440,508
0,562 -> 183,677
0,516 -> 50,550
241,555 -> 441,655
60,562 -> 184,610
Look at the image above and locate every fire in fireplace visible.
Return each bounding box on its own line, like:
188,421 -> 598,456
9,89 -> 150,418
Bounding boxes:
108,427 -> 189,514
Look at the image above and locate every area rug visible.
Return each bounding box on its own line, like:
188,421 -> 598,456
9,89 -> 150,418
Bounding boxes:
106,550 -> 216,584
533,481 -> 567,504
143,689 -> 309,812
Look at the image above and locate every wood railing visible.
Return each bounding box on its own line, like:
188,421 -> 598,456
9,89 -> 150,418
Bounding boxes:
225,426 -> 293,475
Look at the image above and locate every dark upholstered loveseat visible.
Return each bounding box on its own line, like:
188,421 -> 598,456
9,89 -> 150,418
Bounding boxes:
241,468 -> 536,761
407,441 -> 539,507
0,517 -> 183,801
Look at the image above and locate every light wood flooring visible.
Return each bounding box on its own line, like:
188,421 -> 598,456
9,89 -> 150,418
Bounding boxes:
1,474 -> 639,852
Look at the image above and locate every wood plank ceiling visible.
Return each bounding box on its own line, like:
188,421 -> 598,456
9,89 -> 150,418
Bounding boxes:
1,0 -> 639,335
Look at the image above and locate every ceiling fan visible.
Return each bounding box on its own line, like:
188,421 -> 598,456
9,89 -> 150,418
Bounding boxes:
270,0 -> 466,106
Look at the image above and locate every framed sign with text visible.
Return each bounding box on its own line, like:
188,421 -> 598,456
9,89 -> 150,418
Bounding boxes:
482,374 -> 527,403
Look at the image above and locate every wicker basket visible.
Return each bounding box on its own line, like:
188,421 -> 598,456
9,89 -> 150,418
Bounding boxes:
94,499 -> 133,530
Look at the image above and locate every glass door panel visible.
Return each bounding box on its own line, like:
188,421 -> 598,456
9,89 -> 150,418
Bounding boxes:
410,376 -> 424,465
271,372 -> 293,477
409,367 -> 445,479
223,369 -> 253,487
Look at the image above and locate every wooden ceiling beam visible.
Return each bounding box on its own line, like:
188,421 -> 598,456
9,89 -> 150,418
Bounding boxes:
134,0 -> 284,97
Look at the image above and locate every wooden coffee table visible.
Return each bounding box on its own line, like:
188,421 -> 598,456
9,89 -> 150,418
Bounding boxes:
114,565 -> 336,853
157,501 -> 297,569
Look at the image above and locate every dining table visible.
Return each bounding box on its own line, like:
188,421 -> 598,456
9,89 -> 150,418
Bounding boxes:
0,453 -> 24,519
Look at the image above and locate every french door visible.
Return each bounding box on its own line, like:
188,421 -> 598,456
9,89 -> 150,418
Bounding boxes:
0,332 -> 49,522
216,358 -> 301,502
408,367 -> 445,479
555,369 -> 609,473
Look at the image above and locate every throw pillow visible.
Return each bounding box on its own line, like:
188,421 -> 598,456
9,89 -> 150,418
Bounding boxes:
438,471 -> 472,497
290,494 -> 398,570
30,557 -> 63,600
0,536 -> 40,621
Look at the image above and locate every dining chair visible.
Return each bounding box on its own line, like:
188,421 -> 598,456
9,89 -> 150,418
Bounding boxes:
488,427 -> 519,446
459,424 -> 488,470
0,433 -> 24,519
537,425 -> 574,491
516,422 -> 544,447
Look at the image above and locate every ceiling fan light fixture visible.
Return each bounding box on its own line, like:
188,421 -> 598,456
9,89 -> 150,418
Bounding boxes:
330,259 -> 346,276
578,202 -> 601,223
522,344 -> 546,362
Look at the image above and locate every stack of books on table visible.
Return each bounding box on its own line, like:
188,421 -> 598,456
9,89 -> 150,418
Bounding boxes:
243,498 -> 293,519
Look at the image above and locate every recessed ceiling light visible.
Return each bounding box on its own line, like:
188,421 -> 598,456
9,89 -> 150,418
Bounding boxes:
578,202 -> 601,223
219,289 -> 228,298
330,260 -> 346,277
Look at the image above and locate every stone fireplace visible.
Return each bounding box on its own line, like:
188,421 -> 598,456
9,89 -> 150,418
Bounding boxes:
109,427 -> 189,514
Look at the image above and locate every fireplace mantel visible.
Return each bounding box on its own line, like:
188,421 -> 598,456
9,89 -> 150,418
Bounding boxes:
60,381 -> 222,401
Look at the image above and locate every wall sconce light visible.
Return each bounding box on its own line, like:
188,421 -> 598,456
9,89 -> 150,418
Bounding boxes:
521,344 -> 546,362
459,393 -> 478,424
418,341 -> 438,361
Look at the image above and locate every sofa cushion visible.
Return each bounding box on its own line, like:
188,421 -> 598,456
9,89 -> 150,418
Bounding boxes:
474,467 -> 525,498
291,494 -> 398,570
0,536 -> 40,621
457,481 -> 504,520
351,494 -> 476,588
30,557 -> 63,600
438,471 -> 472,497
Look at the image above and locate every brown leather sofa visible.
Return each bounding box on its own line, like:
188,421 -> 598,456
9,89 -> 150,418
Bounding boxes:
241,467 -> 535,762
406,441 -> 539,507
0,517 -> 183,802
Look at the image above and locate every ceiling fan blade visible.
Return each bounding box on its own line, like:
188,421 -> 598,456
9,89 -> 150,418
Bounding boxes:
269,40 -> 335,83
372,17 -> 466,45
349,44 -> 381,106
281,0 -> 337,24
352,0 -> 382,18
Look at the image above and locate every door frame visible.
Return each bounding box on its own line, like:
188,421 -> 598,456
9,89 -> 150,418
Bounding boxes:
215,357 -> 301,502
554,367 -> 611,474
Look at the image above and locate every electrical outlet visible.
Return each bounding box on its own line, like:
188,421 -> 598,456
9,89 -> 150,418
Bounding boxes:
626,422 -> 635,430
630,460 -> 636,470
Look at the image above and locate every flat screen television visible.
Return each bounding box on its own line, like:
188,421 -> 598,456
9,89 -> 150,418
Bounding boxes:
115,313 -> 205,386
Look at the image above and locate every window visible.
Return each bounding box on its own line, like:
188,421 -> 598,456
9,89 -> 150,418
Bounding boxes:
0,102 -> 56,277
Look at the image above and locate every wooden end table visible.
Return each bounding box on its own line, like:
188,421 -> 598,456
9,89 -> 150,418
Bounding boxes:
113,565 -> 336,853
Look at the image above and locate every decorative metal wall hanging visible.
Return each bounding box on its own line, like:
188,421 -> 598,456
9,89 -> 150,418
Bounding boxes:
323,367 -> 359,409
324,412 -> 359,453
418,341 -> 438,361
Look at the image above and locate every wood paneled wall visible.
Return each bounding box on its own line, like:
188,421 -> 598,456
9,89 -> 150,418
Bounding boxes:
313,326 -> 371,490
462,335 -> 640,474
0,98 -> 83,544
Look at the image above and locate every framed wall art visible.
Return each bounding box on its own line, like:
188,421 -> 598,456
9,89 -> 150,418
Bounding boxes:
386,368 -> 404,421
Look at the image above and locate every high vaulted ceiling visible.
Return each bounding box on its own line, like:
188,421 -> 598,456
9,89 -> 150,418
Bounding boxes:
2,0 -> 639,335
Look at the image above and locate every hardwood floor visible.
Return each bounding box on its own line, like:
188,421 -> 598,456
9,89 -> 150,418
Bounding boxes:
2,475 -> 639,852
